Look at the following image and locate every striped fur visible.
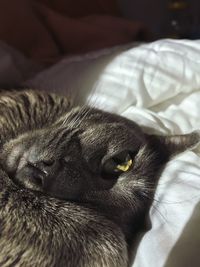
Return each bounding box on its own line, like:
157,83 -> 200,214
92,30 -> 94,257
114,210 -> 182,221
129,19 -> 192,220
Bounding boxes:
0,89 -> 198,267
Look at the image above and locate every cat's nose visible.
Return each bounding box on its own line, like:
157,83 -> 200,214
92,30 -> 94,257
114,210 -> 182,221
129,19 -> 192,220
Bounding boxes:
27,159 -> 56,176
14,158 -> 59,192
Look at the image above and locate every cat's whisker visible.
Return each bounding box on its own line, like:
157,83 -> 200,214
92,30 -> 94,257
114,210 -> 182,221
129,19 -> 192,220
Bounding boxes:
150,203 -> 168,223
69,85 -> 105,128
60,85 -> 104,130
85,82 -> 102,106
60,88 -> 92,127
69,104 -> 93,129
60,104 -> 87,128
69,105 -> 90,129
72,91 -> 101,128
140,188 -> 200,207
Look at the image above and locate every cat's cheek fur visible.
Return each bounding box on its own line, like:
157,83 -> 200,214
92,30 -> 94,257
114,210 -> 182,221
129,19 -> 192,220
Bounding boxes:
0,170 -> 128,267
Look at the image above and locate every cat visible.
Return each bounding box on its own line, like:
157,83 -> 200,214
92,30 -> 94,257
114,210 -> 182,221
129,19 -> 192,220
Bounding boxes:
0,89 -> 199,267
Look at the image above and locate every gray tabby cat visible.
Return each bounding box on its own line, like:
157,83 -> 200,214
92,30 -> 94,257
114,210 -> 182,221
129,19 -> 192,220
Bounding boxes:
0,89 -> 199,267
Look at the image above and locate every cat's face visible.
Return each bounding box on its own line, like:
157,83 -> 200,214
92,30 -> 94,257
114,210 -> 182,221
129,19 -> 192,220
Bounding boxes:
1,106 -> 199,218
2,107 -> 145,196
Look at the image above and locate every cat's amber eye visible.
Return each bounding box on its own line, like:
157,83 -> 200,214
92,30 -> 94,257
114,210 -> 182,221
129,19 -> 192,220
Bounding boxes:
101,151 -> 133,179
115,157 -> 133,172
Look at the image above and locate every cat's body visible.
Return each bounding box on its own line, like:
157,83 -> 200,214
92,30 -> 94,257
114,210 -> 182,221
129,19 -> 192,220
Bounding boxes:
0,90 -> 199,267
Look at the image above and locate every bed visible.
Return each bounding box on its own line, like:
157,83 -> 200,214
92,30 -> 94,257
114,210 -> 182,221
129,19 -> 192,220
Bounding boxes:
1,38 -> 200,267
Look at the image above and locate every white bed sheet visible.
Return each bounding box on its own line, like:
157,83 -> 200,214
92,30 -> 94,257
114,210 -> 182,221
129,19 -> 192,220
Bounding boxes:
26,39 -> 200,267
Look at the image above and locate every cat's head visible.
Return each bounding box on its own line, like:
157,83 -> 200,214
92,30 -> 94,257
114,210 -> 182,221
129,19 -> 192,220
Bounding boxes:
1,106 -> 199,217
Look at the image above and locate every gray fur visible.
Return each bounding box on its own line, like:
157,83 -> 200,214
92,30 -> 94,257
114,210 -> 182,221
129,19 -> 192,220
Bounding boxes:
0,90 -> 198,267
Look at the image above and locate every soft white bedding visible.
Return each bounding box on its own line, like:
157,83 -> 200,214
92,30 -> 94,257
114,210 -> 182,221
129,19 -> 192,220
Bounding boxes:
1,39 -> 200,266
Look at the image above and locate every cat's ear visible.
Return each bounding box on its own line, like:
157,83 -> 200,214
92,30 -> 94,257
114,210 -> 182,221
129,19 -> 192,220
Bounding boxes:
145,130 -> 200,158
